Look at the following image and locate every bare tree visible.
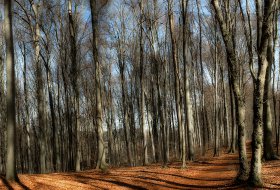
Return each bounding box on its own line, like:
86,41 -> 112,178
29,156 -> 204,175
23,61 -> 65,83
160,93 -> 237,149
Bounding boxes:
89,0 -> 108,170
68,0 -> 81,172
249,0 -> 276,186
4,0 -> 18,181
167,0 -> 185,167
139,0 -> 148,166
212,0 -> 249,181
181,0 -> 195,162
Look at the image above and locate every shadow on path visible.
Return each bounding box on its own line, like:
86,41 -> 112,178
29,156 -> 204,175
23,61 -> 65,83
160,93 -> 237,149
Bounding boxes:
0,176 -> 13,190
16,178 -> 30,190
0,176 -> 30,190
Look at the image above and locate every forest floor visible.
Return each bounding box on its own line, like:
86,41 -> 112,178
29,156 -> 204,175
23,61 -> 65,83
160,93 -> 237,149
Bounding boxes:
1,146 -> 280,189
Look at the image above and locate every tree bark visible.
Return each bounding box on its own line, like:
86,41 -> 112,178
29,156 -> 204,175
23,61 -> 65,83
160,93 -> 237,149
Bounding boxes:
139,0 -> 148,165
19,42 -> 32,173
68,0 -> 81,172
181,0 -> 194,162
4,0 -> 18,181
31,3 -> 47,174
228,67 -> 236,154
263,40 -> 275,160
89,0 -> 107,170
263,5 -> 278,161
249,0 -> 275,186
214,29 -> 219,157
168,0 -> 184,167
212,0 -> 249,181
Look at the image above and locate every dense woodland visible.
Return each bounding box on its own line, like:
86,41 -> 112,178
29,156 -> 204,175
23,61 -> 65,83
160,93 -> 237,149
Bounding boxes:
0,0 -> 279,188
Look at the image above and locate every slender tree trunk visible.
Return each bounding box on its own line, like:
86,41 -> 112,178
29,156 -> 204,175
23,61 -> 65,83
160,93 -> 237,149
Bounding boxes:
68,0 -> 81,171
263,36 -> 276,160
89,0 -> 107,170
196,0 -> 207,156
214,30 -> 219,157
155,58 -> 167,167
250,72 -> 266,186
181,0 -> 194,162
151,86 -> 159,163
212,0 -> 249,181
0,36 -> 4,174
20,43 -> 32,173
228,78 -> 236,153
139,0 -> 148,165
32,3 -> 47,174
168,0 -> 184,167
4,0 -> 17,180
249,1 -> 275,186
163,62 -> 170,162
107,71 -> 114,165
46,68 -> 57,171
275,45 -> 280,154
221,67 -> 230,148
272,4 -> 279,153
263,6 -> 278,160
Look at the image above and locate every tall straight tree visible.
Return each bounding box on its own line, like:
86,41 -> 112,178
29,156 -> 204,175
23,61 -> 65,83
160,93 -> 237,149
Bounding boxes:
181,0 -> 194,161
167,0 -> 185,167
32,2 -> 47,174
212,0 -> 249,181
19,42 -> 32,173
196,0 -> 207,156
4,0 -> 17,181
263,1 -> 278,161
249,0 -> 276,186
89,0 -> 108,170
139,0 -> 148,166
68,0 -> 81,172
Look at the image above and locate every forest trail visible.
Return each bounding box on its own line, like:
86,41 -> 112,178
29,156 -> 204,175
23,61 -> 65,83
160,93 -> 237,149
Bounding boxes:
1,148 -> 280,190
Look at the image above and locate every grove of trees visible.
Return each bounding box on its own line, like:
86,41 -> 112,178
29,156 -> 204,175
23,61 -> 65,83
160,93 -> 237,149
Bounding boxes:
0,0 -> 279,187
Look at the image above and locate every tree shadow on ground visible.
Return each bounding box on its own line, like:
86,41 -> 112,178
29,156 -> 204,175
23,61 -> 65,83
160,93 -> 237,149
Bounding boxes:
16,178 -> 30,190
63,174 -> 149,190
0,176 -> 13,190
134,170 -> 232,182
63,172 -> 248,190
133,171 -> 246,189
0,176 -> 30,190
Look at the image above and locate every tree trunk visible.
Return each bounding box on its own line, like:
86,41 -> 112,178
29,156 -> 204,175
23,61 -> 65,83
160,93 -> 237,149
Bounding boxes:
32,3 -> 47,174
181,0 -> 194,162
151,87 -> 159,163
249,1 -> 275,186
221,67 -> 230,148
212,0 -> 249,181
20,42 -> 32,173
168,0 -> 184,167
4,0 -> 18,180
107,71 -> 114,165
263,12 -> 277,161
228,78 -> 236,153
214,31 -> 219,157
68,0 -> 81,172
249,73 -> 266,186
89,0 -> 107,170
139,0 -> 148,165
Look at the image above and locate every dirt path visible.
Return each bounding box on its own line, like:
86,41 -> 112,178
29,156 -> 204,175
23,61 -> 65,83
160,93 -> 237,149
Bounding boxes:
1,149 -> 280,189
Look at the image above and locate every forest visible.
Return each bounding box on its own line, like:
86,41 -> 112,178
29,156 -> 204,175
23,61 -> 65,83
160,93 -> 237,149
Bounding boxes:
0,0 -> 280,189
